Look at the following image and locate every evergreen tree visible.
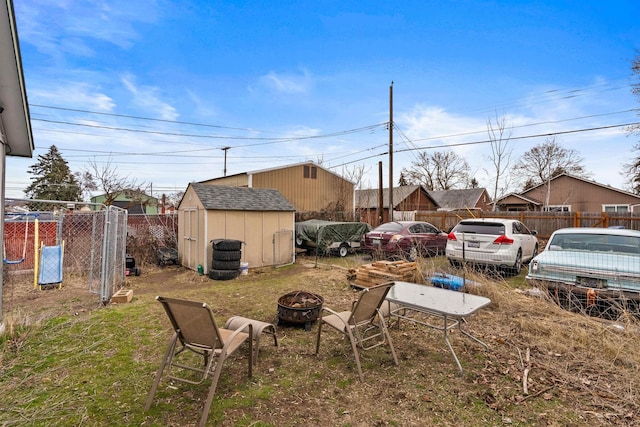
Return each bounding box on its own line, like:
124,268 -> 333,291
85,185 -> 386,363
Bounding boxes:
398,171 -> 409,186
24,145 -> 83,201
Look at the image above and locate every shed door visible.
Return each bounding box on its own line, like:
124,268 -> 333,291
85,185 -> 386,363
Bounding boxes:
273,229 -> 294,266
183,208 -> 198,269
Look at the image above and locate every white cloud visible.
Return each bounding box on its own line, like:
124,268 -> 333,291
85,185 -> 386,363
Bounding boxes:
121,75 -> 179,121
30,82 -> 116,111
15,0 -> 159,55
257,68 -> 313,94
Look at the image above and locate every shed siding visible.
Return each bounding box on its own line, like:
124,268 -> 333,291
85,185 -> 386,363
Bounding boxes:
396,189 -> 438,211
201,175 -> 249,187
251,165 -> 354,213
204,210 -> 294,269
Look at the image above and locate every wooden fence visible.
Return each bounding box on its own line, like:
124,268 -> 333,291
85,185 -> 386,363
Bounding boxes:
413,211 -> 640,239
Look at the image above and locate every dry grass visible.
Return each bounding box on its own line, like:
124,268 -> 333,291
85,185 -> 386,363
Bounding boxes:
1,254 -> 639,426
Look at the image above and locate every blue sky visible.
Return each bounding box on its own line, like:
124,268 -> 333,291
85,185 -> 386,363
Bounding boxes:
6,0 -> 640,200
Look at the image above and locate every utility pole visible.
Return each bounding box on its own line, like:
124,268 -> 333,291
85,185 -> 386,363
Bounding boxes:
378,161 -> 384,226
388,82 -> 394,221
221,146 -> 230,176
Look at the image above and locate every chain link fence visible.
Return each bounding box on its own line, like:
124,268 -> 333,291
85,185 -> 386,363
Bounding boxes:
3,198 -> 127,304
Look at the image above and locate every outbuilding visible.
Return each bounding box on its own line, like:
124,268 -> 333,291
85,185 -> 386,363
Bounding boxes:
177,183 -> 296,273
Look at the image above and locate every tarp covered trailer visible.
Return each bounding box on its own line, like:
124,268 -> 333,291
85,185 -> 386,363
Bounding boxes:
295,219 -> 372,257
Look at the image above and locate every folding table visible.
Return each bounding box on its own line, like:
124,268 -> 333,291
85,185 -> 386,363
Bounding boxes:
386,281 -> 491,376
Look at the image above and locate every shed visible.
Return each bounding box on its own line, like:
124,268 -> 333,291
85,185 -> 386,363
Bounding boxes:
177,184 -> 296,273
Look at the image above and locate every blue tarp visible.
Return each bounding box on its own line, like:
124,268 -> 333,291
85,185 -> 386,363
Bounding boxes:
430,273 -> 476,291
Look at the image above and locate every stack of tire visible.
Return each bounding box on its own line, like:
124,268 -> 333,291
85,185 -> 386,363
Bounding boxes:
209,239 -> 242,281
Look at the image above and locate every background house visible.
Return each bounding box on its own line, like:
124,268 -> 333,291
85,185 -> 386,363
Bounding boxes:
429,188 -> 493,212
495,173 -> 640,213
90,191 -> 159,214
356,185 -> 439,225
199,161 -> 354,220
177,184 -> 295,273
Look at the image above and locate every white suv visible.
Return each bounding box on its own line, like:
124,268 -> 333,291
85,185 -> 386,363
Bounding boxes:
446,218 -> 538,275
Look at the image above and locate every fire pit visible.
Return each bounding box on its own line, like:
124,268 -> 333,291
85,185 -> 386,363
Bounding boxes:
277,291 -> 324,331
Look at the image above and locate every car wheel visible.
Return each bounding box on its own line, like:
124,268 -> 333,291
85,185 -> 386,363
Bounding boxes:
338,243 -> 349,258
529,244 -> 539,264
511,249 -> 522,275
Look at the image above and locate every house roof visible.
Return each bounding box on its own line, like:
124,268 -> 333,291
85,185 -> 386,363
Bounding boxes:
190,183 -> 295,211
90,191 -> 158,203
428,188 -> 489,211
355,185 -> 439,209
0,0 -> 34,157
199,161 -> 355,185
522,173 -> 640,200
494,192 -> 542,206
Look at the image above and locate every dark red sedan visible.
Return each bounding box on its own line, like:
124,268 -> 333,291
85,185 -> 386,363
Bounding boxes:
360,221 -> 448,261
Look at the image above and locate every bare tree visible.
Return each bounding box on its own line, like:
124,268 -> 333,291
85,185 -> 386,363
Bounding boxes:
623,53 -> 640,193
402,150 -> 470,191
484,114 -> 513,211
512,137 -> 588,208
341,164 -> 369,190
622,144 -> 640,194
85,157 -> 145,206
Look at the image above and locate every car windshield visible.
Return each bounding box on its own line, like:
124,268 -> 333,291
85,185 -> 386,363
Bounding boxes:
373,222 -> 404,233
549,233 -> 640,255
453,222 -> 505,235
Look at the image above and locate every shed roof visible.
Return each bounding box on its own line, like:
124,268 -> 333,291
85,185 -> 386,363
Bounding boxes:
190,183 -> 295,211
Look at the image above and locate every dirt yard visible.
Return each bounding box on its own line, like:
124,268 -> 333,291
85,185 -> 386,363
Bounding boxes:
2,256 -> 639,426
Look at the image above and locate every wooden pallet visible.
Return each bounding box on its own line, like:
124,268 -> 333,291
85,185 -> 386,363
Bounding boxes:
348,260 -> 420,289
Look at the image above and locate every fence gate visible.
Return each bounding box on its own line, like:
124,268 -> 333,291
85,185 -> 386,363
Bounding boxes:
3,199 -> 128,304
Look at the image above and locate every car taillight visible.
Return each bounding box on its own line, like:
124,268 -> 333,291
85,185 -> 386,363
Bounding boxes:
447,232 -> 457,241
493,235 -> 514,244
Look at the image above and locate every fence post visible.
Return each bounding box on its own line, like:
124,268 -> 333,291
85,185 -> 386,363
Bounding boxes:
573,211 -> 580,228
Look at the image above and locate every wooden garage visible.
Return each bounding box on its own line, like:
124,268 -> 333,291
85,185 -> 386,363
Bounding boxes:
178,184 -> 296,273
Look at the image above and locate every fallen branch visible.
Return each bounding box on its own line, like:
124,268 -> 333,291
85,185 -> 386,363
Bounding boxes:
523,347 -> 530,394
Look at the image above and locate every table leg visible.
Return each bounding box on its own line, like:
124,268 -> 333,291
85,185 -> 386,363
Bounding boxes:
458,319 -> 489,350
443,314 -> 464,377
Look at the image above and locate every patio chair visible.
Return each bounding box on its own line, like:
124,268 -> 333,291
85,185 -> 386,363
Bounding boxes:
144,296 -> 253,427
315,283 -> 399,381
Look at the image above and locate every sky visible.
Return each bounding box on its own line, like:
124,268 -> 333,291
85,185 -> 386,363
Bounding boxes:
6,0 -> 640,200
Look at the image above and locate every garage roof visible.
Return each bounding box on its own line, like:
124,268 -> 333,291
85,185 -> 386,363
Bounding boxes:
191,184 -> 295,211
0,0 -> 34,157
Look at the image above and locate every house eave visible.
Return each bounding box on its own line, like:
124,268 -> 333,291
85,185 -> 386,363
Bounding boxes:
0,0 -> 34,158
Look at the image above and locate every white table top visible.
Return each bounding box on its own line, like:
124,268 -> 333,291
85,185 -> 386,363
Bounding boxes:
386,281 -> 491,317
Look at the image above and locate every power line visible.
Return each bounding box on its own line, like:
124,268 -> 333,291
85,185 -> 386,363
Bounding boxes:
328,121 -> 640,168
32,117 -> 386,143
30,103 -> 274,133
